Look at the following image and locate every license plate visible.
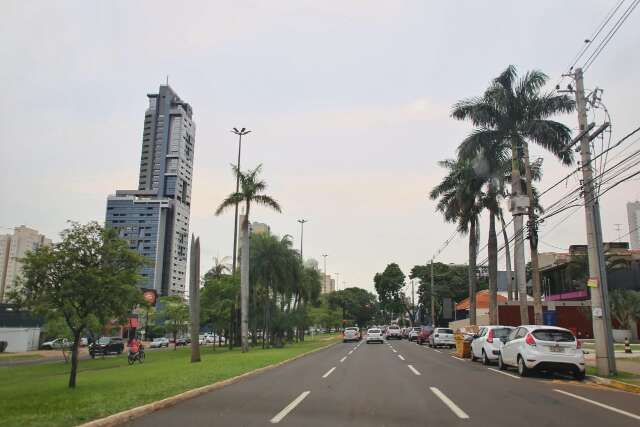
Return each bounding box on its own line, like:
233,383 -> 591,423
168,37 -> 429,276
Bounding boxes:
549,346 -> 564,353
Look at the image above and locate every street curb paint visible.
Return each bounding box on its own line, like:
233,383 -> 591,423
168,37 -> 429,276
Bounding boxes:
78,339 -> 339,427
586,375 -> 640,394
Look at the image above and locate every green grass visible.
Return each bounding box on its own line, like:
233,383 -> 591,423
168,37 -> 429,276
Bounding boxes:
0,335 -> 339,427
587,366 -> 640,385
0,354 -> 43,361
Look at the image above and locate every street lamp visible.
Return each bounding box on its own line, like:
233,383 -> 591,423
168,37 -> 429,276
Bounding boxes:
297,219 -> 308,260
230,127 -> 251,273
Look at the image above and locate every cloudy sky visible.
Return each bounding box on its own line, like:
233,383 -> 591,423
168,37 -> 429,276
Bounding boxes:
1,1 -> 639,294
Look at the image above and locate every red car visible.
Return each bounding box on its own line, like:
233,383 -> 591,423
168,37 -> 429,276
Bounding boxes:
416,326 -> 434,345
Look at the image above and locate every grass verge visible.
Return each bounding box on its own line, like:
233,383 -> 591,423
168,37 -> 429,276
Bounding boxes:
0,353 -> 43,361
0,334 -> 339,427
586,366 -> 640,385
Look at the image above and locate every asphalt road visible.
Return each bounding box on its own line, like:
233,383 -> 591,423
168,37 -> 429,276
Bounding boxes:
126,338 -> 640,427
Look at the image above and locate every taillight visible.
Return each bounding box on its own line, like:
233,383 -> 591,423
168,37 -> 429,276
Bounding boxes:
525,333 -> 536,346
487,329 -> 494,343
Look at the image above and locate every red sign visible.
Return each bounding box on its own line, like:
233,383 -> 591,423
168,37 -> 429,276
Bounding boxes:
143,290 -> 157,305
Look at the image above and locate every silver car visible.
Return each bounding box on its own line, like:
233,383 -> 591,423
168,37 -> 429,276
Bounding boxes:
366,328 -> 384,344
343,327 -> 361,343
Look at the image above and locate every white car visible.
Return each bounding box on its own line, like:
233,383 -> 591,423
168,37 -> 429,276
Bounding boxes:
366,328 -> 384,344
408,327 -> 421,341
471,326 -> 515,365
343,327 -> 361,343
498,325 -> 585,380
385,325 -> 402,340
429,328 -> 455,348
149,337 -> 170,348
41,338 -> 71,350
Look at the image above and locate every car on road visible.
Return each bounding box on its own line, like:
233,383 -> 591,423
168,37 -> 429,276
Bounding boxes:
471,325 -> 515,364
89,337 -> 124,357
416,325 -> 434,345
175,337 -> 189,346
366,328 -> 384,344
40,338 -> 72,350
408,327 -> 421,342
401,327 -> 410,339
150,337 -> 170,348
385,325 -> 402,340
343,327 -> 361,343
429,328 -> 455,348
498,325 -> 585,380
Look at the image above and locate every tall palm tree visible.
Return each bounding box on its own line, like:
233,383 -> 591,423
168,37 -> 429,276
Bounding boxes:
216,164 -> 282,352
430,159 -> 484,325
208,256 -> 231,279
452,65 -> 575,324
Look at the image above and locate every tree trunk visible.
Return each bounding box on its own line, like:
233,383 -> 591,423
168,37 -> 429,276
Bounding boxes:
68,329 -> 82,388
500,212 -> 515,301
228,307 -> 234,350
173,330 -> 177,350
488,211 -> 498,325
240,207 -> 250,353
523,142 -> 543,325
511,139 -> 529,324
189,235 -> 201,363
468,218 -> 478,325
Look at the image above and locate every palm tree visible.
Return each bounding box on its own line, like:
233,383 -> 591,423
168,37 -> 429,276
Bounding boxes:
430,158 -> 484,325
452,65 -> 575,324
207,256 -> 231,279
216,164 -> 282,352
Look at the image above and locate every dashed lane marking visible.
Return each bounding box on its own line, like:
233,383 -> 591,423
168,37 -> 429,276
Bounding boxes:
398,355 -> 405,361
322,367 -> 336,378
340,356 -> 347,363
408,364 -> 421,376
270,391 -> 311,424
430,387 -> 470,419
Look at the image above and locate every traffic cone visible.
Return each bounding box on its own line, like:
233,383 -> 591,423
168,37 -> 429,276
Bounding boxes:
624,337 -> 632,354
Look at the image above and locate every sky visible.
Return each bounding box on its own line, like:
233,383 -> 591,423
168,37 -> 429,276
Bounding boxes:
1,1 -> 639,295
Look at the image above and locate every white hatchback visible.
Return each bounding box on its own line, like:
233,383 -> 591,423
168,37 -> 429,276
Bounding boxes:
471,326 -> 515,364
366,328 -> 384,344
429,328 -> 455,348
498,325 -> 585,380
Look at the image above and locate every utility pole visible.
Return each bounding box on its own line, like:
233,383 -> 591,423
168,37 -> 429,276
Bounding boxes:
523,146 -> 543,325
574,68 -> 616,376
322,254 -> 328,292
430,259 -> 436,326
297,219 -> 308,260
231,127 -> 251,273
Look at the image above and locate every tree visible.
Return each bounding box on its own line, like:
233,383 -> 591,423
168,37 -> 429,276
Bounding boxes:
10,222 -> 144,388
609,290 -> 640,331
429,159 -> 484,324
159,296 -> 189,350
215,164 -> 282,353
328,288 -> 378,328
200,274 -> 239,349
373,263 -> 410,324
452,65 -> 575,325
411,262 -> 469,324
206,256 -> 231,280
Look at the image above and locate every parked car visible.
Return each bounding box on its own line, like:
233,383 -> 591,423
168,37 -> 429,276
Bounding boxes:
175,337 -> 189,346
408,326 -> 421,341
343,327 -> 361,343
401,327 -> 410,339
41,338 -> 72,350
366,328 -> 384,344
79,337 -> 88,347
89,337 -> 124,357
471,326 -> 515,365
498,325 -> 585,380
150,337 -> 170,348
429,328 -> 455,348
385,325 -> 402,340
416,325 -> 434,345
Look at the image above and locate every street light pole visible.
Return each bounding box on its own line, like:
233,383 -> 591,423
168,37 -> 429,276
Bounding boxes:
431,258 -> 436,326
322,254 -> 328,293
297,219 -> 308,260
231,127 -> 251,273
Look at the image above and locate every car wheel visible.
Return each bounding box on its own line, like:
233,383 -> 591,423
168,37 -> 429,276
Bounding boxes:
498,354 -> 506,370
482,351 -> 490,365
574,370 -> 585,381
470,351 -> 477,362
517,356 -> 530,377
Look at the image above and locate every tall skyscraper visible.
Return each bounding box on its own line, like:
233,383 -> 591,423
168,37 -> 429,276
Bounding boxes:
105,85 -> 195,296
627,201 -> 640,250
0,226 -> 52,302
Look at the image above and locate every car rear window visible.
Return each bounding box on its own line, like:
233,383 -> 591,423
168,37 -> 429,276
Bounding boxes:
413,327 -> 421,331
438,329 -> 454,334
388,325 -> 399,329
492,328 -> 513,338
368,329 -> 381,333
532,329 -> 575,342
345,327 -> 357,331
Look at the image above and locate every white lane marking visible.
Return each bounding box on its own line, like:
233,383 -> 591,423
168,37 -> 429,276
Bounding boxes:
430,387 -> 470,419
322,367 -> 336,378
270,391 -> 311,424
348,350 -> 353,355
488,368 -> 520,379
433,349 -> 441,353
450,356 -> 467,362
340,356 -> 347,363
407,364 -> 421,376
398,355 -> 405,361
554,389 -> 640,421
392,349 -> 397,353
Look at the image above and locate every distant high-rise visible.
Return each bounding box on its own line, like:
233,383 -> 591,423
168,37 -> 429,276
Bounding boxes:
0,226 -> 52,302
105,85 -> 195,296
627,201 -> 640,250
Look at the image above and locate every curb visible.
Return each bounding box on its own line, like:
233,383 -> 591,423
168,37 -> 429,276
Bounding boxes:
78,339 -> 339,427
586,375 -> 640,394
